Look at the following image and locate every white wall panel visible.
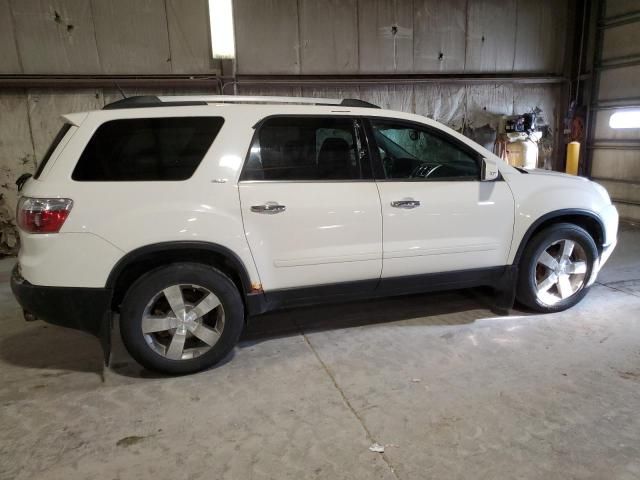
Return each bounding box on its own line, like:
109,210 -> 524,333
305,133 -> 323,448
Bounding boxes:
234,0 -> 301,74
0,0 -> 22,73
514,0 -> 567,73
465,0 -> 517,72
91,0 -> 171,74
413,0 -> 466,72
233,0 -> 569,75
166,0 -> 216,73
11,0 -> 101,74
357,0 -> 414,73
299,0 -> 358,74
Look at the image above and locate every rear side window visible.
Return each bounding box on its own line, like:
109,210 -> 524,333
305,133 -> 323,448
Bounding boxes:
241,116 -> 367,181
72,117 -> 224,181
34,124 -> 72,179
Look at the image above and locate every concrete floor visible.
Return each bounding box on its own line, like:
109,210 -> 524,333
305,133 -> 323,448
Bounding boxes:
1,224 -> 640,480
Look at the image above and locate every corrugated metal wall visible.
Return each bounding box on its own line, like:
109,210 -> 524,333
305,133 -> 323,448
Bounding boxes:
0,0 -> 573,251
587,0 -> 640,222
233,0 -> 568,74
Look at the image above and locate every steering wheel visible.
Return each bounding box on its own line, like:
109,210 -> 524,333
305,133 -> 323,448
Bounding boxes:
410,163 -> 443,178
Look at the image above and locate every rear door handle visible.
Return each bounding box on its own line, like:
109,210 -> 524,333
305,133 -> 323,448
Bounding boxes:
391,199 -> 421,209
250,202 -> 286,214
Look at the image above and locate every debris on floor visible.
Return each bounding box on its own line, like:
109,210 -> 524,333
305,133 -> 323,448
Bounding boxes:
368,442 -> 385,453
116,435 -> 149,447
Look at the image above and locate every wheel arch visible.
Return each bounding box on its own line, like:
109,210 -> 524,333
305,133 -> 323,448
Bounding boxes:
107,241 -> 256,312
512,209 -> 605,266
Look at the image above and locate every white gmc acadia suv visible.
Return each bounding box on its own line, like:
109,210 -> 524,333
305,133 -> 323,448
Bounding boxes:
11,95 -> 618,374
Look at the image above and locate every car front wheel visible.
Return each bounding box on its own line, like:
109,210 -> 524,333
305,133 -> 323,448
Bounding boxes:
516,223 -> 598,313
119,263 -> 244,374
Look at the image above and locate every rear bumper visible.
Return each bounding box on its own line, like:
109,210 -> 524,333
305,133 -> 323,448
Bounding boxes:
10,265 -> 112,336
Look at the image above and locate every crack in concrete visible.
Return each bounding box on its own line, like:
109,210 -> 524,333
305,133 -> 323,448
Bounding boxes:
294,320 -> 401,480
596,281 -> 640,298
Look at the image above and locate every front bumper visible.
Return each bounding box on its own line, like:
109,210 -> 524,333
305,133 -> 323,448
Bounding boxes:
587,239 -> 617,287
600,240 -> 617,268
10,265 -> 112,337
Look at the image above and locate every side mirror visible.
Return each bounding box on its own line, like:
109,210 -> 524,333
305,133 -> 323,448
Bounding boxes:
481,157 -> 499,182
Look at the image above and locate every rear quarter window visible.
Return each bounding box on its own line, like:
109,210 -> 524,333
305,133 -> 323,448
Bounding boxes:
34,124 -> 73,179
72,117 -> 224,181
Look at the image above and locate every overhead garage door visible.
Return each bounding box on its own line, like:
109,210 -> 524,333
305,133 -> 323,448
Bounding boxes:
588,0 -> 640,222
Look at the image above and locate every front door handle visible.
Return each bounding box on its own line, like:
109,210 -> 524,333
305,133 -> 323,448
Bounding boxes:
391,199 -> 421,209
250,202 -> 286,214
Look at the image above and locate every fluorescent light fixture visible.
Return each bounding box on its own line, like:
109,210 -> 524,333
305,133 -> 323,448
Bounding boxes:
609,110 -> 640,129
209,0 -> 235,59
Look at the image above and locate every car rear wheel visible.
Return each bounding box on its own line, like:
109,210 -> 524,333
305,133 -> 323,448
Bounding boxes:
120,263 -> 244,374
516,223 -> 598,313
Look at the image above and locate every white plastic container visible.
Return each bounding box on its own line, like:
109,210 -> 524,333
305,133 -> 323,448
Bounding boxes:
506,141 -> 524,167
506,138 -> 539,169
522,139 -> 539,169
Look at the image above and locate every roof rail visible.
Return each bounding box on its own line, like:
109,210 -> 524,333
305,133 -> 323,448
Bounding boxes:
103,95 -> 379,110
103,96 -> 207,110
338,99 -> 380,108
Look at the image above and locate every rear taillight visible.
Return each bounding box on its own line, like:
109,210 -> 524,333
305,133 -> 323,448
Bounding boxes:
17,197 -> 73,234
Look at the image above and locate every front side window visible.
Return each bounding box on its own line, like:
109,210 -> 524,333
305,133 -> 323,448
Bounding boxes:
241,116 -> 365,181
73,117 -> 224,181
370,120 -> 480,181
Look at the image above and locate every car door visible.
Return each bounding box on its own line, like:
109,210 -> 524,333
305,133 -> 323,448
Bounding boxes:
367,118 -> 515,281
238,115 -> 382,293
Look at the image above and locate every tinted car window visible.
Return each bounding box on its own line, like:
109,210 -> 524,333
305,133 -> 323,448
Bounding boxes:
371,120 -> 480,181
72,117 -> 224,181
241,117 -> 364,181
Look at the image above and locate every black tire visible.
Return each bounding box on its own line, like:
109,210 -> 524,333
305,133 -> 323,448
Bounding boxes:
120,263 -> 244,375
516,223 -> 598,313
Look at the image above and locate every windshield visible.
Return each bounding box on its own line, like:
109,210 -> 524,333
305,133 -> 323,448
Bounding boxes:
373,129 -> 417,161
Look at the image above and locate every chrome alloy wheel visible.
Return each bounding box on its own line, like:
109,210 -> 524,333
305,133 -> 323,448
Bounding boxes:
534,239 -> 588,306
141,284 -> 225,360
